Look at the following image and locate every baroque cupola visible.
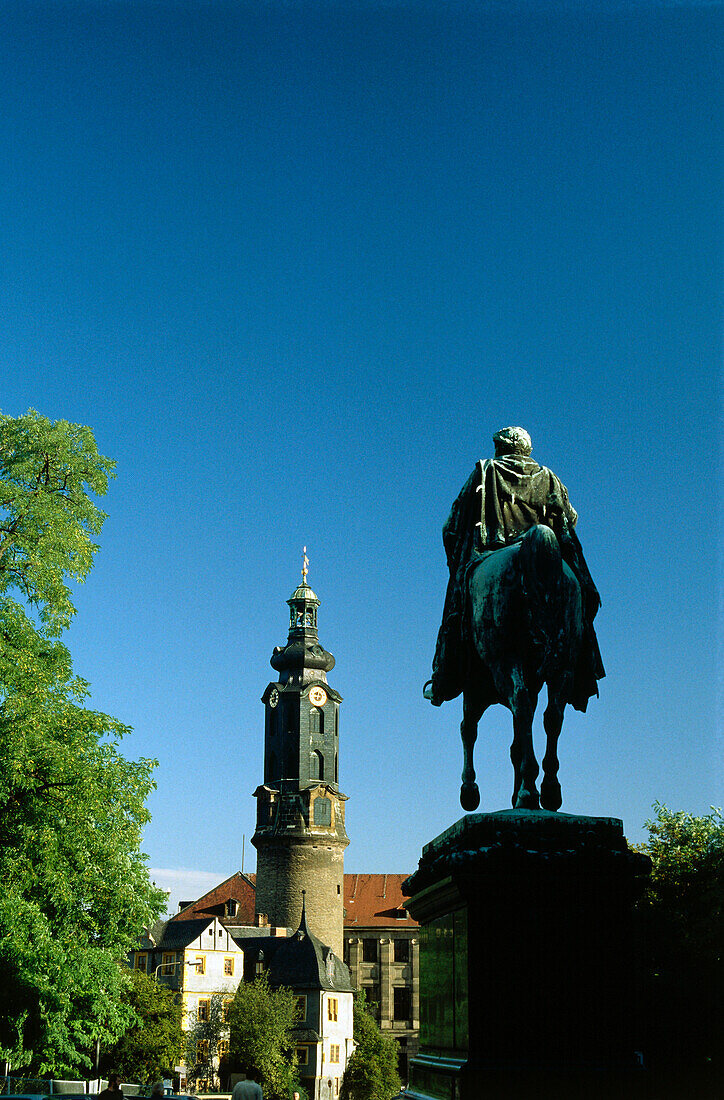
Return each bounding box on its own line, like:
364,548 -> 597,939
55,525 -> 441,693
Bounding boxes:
270,555 -> 335,682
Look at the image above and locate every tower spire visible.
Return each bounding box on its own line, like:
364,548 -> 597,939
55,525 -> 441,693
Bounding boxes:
302,546 -> 309,585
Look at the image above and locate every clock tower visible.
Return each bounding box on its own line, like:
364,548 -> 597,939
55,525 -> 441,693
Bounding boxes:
252,557 -> 349,957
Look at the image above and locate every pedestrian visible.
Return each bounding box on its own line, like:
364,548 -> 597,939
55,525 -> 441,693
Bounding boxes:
98,1074 -> 123,1100
231,1070 -> 263,1100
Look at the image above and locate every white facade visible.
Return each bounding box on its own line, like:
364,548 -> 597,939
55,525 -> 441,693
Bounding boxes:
317,990 -> 354,1099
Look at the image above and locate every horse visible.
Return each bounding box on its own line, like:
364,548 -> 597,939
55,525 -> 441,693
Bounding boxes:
459,523 -> 584,813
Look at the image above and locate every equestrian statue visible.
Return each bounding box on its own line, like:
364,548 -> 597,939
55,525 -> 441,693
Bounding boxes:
424,427 -> 605,812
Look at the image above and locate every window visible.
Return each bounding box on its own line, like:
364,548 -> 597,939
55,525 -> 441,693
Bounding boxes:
134,953 -> 148,972
362,938 -> 378,963
329,1044 -> 340,1064
225,899 -> 238,917
310,750 -> 324,782
327,997 -> 338,1022
255,952 -> 265,977
224,957 -> 234,976
197,999 -> 210,1022
161,952 -> 176,975
223,999 -> 233,1021
393,987 -> 411,1021
195,955 -> 206,974
217,1040 -> 229,1058
295,995 -> 307,1021
363,984 -> 381,1020
394,938 -> 410,963
296,1046 -> 308,1066
314,795 -> 331,825
309,708 -> 320,735
196,1039 -> 209,1063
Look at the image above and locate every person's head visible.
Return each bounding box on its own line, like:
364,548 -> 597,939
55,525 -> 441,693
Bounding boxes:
493,426 -> 532,457
151,1082 -> 164,1097
107,1075 -> 121,1091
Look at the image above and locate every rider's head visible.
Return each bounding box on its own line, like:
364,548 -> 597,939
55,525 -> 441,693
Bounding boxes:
493,426 -> 532,457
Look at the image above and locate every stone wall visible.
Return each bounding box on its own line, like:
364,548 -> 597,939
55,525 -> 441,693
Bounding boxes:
255,836 -> 346,958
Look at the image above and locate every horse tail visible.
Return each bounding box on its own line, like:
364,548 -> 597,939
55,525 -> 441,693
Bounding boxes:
518,524 -> 564,674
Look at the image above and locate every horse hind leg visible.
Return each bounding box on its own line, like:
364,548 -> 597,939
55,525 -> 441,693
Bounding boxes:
540,693 -> 565,811
511,681 -> 540,810
460,692 -> 485,811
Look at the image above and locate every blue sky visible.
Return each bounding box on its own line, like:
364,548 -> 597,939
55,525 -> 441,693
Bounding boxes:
1,1 -> 721,914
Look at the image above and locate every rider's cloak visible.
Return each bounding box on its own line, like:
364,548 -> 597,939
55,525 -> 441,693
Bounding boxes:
429,455 -> 605,710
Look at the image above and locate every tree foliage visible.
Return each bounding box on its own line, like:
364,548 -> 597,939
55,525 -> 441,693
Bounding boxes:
636,803 -> 723,1081
102,969 -> 185,1086
228,976 -> 301,1100
340,993 -> 400,1100
0,410 -> 166,1074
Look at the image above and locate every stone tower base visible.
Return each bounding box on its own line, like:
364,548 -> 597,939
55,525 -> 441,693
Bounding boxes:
403,810 -> 651,1100
255,834 -> 346,959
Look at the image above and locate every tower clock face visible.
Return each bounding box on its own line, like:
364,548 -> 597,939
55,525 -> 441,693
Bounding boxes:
308,686 -> 327,707
269,688 -> 279,708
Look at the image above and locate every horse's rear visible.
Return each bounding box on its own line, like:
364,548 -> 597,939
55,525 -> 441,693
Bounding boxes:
461,524 -> 584,811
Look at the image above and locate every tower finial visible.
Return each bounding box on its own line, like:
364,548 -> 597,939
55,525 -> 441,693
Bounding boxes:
302,546 -> 309,584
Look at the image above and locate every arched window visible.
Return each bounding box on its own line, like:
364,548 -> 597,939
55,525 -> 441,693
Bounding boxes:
268,751 -> 278,783
335,752 -> 338,783
310,750 -> 324,781
309,708 -> 320,735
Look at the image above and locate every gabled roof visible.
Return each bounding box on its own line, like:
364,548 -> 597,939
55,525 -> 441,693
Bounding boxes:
154,916 -> 217,950
171,871 -> 257,925
344,874 -> 418,928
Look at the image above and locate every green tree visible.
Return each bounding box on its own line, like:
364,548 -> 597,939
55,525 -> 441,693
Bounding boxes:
0,410 -> 166,1074
184,993 -> 229,1091
636,803 -> 723,1085
340,993 -> 400,1100
228,976 -> 301,1100
102,969 -> 185,1086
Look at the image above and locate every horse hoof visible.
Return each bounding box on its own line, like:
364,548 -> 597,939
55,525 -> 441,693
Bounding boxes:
540,781 -> 562,812
460,783 -> 480,812
514,788 -> 540,811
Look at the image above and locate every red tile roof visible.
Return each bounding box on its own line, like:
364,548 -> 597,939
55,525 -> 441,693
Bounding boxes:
171,871 -> 257,924
343,873 -> 418,928
172,871 -> 418,929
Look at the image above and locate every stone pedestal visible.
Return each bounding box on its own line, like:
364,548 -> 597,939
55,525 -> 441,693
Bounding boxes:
403,810 -> 650,1100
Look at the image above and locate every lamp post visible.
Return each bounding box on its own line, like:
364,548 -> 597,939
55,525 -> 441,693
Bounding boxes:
153,958 -> 196,983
